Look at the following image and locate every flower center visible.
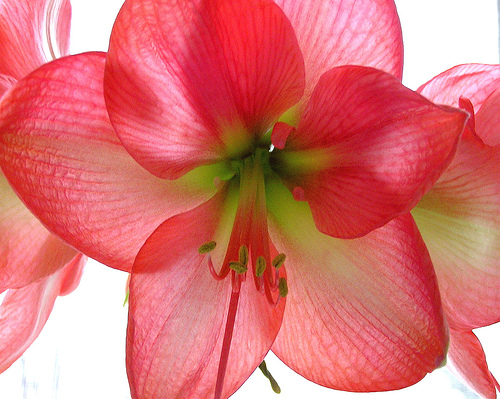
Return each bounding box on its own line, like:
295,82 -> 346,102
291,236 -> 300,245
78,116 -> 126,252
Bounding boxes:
199,147 -> 287,301
197,147 -> 287,399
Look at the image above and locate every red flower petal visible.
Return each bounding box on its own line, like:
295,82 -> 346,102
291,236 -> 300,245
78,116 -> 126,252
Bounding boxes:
128,193 -> 284,398
105,0 -> 305,179
418,64 -> 500,110
0,253 -> 84,373
267,182 -> 447,391
0,52 -> 218,272
276,66 -> 467,238
0,73 -> 17,97
0,173 -> 77,289
413,134 -> 500,330
417,64 -> 500,146
0,0 -> 71,79
275,0 -> 403,103
476,88 -> 500,146
448,329 -> 500,399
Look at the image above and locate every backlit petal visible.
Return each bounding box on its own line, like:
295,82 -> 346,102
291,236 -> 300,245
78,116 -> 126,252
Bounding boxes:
275,0 -> 403,102
417,64 -> 500,110
0,73 -> 16,97
0,253 -> 84,373
448,329 -> 500,399
476,88 -> 500,146
267,180 -> 447,392
0,0 -> 71,79
275,66 -> 467,238
128,192 -> 284,398
0,52 -> 218,272
417,64 -> 500,146
412,134 -> 500,329
0,173 -> 77,289
105,0 -> 305,179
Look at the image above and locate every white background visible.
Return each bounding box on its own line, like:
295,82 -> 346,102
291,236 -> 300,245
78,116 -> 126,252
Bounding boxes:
0,0 -> 499,398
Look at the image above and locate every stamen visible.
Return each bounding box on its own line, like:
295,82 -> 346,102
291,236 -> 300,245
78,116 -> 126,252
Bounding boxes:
272,253 -> 286,269
278,278 -> 288,298
255,256 -> 266,277
208,256 -> 226,281
199,241 -> 217,254
258,360 -> 281,394
238,245 -> 249,266
229,261 -> 247,274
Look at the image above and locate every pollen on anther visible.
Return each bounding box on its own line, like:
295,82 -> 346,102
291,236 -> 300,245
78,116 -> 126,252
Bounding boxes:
239,245 -> 249,266
278,278 -> 288,298
229,261 -> 248,274
198,241 -> 217,254
272,253 -> 286,269
255,256 -> 266,277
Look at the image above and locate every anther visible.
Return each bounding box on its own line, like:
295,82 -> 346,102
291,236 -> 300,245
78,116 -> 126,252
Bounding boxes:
258,360 -> 281,394
199,241 -> 216,254
272,253 -> 286,269
238,245 -> 249,266
278,277 -> 288,297
255,256 -> 266,277
229,261 -> 248,274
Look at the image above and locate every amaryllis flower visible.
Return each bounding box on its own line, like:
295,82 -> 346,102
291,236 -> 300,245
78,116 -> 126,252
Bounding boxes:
0,0 -> 85,372
0,0 -> 468,397
414,63 -> 500,399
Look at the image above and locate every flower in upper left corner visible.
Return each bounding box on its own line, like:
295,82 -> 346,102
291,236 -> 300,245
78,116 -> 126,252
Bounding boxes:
0,0 -> 85,373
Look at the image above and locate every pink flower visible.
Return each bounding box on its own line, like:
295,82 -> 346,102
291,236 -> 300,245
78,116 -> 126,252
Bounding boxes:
0,0 -> 85,372
0,0 -> 467,397
415,63 -> 500,399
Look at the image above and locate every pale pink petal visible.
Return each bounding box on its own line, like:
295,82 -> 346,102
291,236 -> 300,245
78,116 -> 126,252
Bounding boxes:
105,0 -> 305,179
0,0 -> 71,79
412,134 -> 500,330
417,64 -> 500,110
128,193 -> 284,398
0,172 -> 77,289
417,64 -> 500,147
476,88 -> 500,146
275,0 -> 403,103
448,329 -> 499,399
275,66 -> 467,238
266,181 -> 447,391
0,52 -> 218,272
0,73 -> 16,97
0,253 -> 84,373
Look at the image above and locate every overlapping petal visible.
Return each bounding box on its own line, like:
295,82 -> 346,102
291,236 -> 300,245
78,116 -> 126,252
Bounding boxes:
0,73 -> 16,97
447,330 -> 500,399
266,180 -> 447,392
105,0 -> 305,180
275,66 -> 467,238
476,88 -> 500,146
412,64 -> 500,330
0,173 -> 77,288
274,0 -> 403,102
128,191 -> 285,398
0,52 -> 218,272
0,0 -> 71,79
412,134 -> 500,330
0,253 -> 84,373
418,64 -> 500,110
418,64 -> 500,146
